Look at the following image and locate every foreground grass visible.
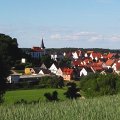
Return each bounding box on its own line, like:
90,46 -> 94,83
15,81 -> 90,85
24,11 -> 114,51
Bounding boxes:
4,88 -> 66,104
1,94 -> 120,120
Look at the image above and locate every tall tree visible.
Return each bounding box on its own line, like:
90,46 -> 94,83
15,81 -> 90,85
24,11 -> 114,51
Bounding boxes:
0,33 -> 20,66
64,82 -> 81,99
0,55 -> 10,103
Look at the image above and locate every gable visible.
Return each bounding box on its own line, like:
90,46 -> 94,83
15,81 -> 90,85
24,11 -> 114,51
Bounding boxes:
80,68 -> 87,76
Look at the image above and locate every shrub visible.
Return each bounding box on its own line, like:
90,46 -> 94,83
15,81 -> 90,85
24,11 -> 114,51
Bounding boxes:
80,73 -> 119,98
39,76 -> 64,88
44,91 -> 59,101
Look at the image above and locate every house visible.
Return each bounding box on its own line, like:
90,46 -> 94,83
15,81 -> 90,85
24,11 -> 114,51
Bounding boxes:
105,59 -> 115,68
56,68 -> 63,77
107,53 -> 114,59
72,51 -> 79,60
80,68 -> 87,76
30,38 -> 46,59
112,62 -> 120,74
62,68 -> 73,81
51,54 -> 58,61
49,63 -> 58,74
72,59 -> 84,67
7,75 -> 20,83
40,63 -> 47,69
39,69 -> 51,75
91,66 -> 103,73
80,67 -> 94,77
90,52 -> 102,61
25,68 -> 35,75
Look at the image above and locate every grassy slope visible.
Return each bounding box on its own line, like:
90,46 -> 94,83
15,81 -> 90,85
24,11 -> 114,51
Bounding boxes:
1,94 -> 120,120
4,88 -> 66,104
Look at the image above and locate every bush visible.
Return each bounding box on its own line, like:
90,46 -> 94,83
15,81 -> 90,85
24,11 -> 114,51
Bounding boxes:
44,91 -> 59,101
39,76 -> 64,88
80,73 -> 119,98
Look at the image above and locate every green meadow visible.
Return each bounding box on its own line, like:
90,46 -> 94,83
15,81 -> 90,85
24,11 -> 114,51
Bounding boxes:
4,88 -> 66,104
1,93 -> 120,120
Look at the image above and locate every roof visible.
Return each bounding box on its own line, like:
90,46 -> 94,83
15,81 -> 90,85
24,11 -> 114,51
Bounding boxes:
87,51 -> 94,53
72,60 -> 83,66
91,66 -> 103,72
63,68 -> 73,75
91,61 -> 103,67
40,69 -> 51,74
91,52 -> 102,58
33,67 -> 41,74
31,47 -> 43,52
107,53 -> 114,59
40,63 -> 47,69
81,66 -> 94,73
116,63 -> 120,70
41,38 -> 45,49
106,59 -> 115,66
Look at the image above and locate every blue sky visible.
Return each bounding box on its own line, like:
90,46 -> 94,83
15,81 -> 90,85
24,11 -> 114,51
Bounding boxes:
0,0 -> 120,48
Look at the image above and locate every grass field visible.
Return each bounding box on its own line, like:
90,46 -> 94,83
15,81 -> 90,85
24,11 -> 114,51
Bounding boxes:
4,88 -> 66,104
1,94 -> 120,120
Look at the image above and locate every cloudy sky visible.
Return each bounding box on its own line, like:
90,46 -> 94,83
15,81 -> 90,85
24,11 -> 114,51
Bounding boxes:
0,0 -> 120,49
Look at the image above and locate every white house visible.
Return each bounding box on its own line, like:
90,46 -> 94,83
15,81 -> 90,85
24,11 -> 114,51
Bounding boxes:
112,62 -> 120,74
51,54 -> 58,61
56,68 -> 63,76
49,63 -> 58,74
80,68 -> 87,76
72,52 -> 79,60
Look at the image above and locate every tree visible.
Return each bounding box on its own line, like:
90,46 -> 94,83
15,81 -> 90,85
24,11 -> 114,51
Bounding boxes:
0,55 -> 10,103
64,82 -> 81,99
59,57 -> 71,68
0,33 -> 21,67
40,55 -> 54,68
80,73 -> 118,97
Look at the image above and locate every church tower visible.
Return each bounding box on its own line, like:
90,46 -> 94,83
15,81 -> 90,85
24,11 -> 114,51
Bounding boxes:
41,38 -> 45,49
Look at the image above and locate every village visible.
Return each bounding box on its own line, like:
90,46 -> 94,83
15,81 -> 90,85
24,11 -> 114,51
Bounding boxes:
8,38 -> 120,84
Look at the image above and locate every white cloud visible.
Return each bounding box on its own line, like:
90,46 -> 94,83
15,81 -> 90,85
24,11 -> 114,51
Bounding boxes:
50,32 -> 120,44
50,34 -> 61,39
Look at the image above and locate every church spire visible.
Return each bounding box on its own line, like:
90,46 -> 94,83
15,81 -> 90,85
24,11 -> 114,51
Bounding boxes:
41,38 -> 45,49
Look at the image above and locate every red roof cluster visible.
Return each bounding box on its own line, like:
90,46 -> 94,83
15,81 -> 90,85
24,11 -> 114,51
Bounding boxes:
91,52 -> 102,58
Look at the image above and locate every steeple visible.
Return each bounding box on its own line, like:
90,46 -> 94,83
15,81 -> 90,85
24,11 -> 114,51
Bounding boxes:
41,38 -> 45,49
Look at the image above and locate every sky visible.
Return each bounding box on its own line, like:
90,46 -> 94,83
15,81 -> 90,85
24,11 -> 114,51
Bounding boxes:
0,0 -> 120,49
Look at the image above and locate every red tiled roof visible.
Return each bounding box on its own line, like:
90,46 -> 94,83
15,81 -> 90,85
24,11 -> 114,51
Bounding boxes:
63,68 -> 73,75
83,58 -> 92,64
91,52 -> 102,58
106,59 -> 115,66
116,63 -> 120,70
102,55 -> 108,59
32,47 -> 43,52
72,60 -> 83,66
92,66 -> 103,72
107,53 -> 114,58
91,61 -> 103,67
